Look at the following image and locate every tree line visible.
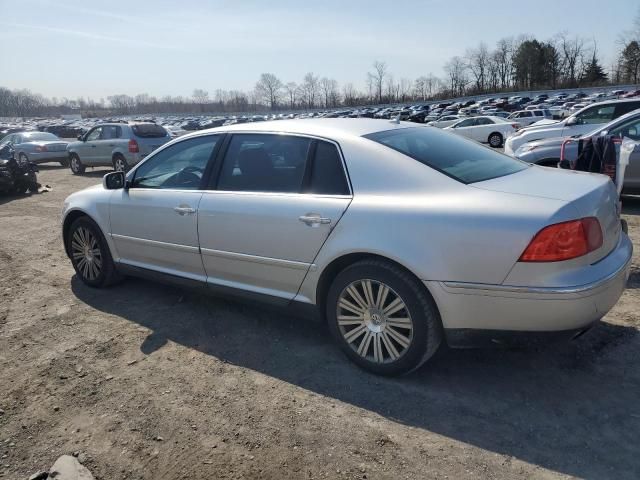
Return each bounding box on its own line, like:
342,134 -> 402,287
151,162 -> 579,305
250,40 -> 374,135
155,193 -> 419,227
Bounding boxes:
2,12 -> 640,118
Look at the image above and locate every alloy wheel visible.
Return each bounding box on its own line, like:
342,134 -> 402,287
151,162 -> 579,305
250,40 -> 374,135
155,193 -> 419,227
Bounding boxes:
114,157 -> 126,172
71,226 -> 102,281
336,279 -> 414,364
71,156 -> 80,173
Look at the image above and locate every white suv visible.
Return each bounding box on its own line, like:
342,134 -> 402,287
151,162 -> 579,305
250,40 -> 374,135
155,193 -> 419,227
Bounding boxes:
504,99 -> 640,156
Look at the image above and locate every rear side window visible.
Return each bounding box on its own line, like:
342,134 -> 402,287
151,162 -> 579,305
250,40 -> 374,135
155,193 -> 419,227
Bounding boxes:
364,127 -> 527,184
305,141 -> 350,195
216,134 -> 311,193
131,123 -> 168,138
101,125 -> 119,139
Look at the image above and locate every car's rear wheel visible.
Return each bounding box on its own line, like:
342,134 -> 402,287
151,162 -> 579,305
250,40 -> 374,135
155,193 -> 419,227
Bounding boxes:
488,132 -> 503,147
326,259 -> 442,376
67,217 -> 120,288
69,154 -> 85,174
113,154 -> 128,172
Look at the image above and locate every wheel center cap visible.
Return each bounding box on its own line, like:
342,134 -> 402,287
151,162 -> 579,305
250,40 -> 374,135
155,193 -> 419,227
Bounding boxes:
364,308 -> 386,333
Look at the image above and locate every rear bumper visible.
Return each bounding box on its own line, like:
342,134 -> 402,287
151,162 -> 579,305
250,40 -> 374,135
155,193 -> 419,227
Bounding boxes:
27,151 -> 68,164
426,232 -> 632,335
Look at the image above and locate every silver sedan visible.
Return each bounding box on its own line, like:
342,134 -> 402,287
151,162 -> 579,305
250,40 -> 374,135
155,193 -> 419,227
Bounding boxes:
0,131 -> 69,165
61,119 -> 632,375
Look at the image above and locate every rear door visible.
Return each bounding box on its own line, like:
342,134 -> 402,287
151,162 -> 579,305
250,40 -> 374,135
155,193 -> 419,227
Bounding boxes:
96,125 -> 119,165
609,115 -> 640,192
198,134 -> 352,302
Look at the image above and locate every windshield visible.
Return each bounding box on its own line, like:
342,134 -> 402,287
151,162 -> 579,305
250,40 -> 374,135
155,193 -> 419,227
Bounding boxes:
364,127 -> 528,184
23,132 -> 59,141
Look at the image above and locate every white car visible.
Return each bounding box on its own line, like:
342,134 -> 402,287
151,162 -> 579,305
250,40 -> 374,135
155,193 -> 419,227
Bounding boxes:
443,116 -> 517,147
426,115 -> 463,128
508,110 -> 551,127
504,99 -> 640,156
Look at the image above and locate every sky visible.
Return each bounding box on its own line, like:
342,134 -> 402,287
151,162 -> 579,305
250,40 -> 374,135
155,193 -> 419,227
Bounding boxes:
0,0 -> 637,100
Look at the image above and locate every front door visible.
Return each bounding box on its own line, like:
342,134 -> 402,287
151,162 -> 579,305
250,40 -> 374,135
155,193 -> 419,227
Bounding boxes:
198,134 -> 352,301
78,126 -> 102,164
109,134 -> 221,280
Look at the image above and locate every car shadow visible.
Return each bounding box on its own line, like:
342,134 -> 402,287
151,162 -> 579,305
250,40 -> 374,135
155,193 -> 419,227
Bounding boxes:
71,276 -> 639,479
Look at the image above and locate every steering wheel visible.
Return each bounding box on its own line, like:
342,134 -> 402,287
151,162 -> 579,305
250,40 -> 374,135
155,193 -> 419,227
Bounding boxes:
166,165 -> 204,188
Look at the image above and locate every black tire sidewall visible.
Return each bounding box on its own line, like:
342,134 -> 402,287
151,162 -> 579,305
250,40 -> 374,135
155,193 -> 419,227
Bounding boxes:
68,217 -> 114,288
326,262 -> 436,376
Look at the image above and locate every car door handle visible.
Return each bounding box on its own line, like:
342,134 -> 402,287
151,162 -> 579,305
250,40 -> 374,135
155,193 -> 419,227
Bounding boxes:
108,144 -> 115,147
174,205 -> 196,216
299,213 -> 331,226
90,145 -> 97,148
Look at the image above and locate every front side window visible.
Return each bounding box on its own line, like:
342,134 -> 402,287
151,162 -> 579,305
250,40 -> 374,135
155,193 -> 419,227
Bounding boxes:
454,119 -> 475,128
610,117 -> 640,141
86,127 -> 102,141
364,127 -> 527,184
575,105 -> 615,125
132,135 -> 219,190
216,134 -> 311,193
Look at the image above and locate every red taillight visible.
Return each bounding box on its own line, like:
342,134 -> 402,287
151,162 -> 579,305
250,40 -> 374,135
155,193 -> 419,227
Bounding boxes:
36,145 -> 48,152
519,217 -> 603,262
512,123 -> 521,130
128,139 -> 139,153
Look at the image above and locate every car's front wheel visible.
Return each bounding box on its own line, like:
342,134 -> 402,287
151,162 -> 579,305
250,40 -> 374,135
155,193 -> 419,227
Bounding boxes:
326,259 -> 442,376
67,217 -> 120,287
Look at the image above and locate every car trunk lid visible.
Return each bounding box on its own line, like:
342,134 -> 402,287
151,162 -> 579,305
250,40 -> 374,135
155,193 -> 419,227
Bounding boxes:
472,166 -> 621,263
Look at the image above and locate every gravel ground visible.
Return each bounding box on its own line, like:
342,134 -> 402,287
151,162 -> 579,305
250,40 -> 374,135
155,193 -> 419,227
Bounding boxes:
0,164 -> 639,480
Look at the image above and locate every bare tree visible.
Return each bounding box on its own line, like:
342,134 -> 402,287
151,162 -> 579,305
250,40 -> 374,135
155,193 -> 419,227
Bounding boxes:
254,73 -> 283,110
444,56 -> 468,97
320,77 -> 339,108
284,82 -> 298,109
368,60 -> 388,103
301,72 -> 319,109
558,32 -> 586,87
466,42 -> 489,92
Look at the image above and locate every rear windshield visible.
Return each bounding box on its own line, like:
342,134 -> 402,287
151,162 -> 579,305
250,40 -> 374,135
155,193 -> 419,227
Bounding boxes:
24,132 -> 59,141
131,123 -> 168,138
364,127 -> 528,184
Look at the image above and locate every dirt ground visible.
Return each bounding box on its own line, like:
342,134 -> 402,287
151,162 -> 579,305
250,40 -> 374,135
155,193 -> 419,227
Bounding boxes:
0,164 -> 639,480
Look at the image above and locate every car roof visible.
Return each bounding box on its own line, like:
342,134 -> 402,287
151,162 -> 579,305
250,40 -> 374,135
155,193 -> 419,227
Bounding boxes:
194,118 -> 418,139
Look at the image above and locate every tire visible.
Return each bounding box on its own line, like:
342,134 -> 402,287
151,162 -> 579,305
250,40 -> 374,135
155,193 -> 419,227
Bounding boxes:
69,153 -> 85,175
488,132 -> 503,148
67,216 -> 121,288
326,259 -> 442,376
12,184 -> 28,195
113,154 -> 128,173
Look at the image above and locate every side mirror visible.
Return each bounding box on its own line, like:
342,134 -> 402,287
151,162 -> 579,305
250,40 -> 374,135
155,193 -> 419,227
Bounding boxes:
566,116 -> 578,126
77,134 -> 84,141
103,171 -> 125,190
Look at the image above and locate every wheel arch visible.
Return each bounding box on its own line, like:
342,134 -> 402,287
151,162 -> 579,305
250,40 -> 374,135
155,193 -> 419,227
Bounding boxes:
314,252 -> 440,321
